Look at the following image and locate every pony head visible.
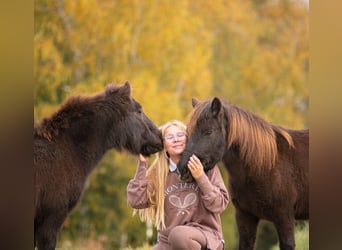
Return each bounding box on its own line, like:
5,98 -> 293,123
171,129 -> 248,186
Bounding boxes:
103,81 -> 163,156
177,97 -> 227,182
36,81 -> 163,157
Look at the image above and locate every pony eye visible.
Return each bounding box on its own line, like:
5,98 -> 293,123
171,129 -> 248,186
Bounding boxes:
205,130 -> 212,135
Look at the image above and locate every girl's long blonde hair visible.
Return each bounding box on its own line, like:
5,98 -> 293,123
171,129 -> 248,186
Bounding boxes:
134,120 -> 187,230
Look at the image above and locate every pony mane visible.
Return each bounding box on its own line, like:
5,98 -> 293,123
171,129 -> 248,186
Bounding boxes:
34,93 -> 103,141
35,83 -> 131,142
187,100 -> 294,172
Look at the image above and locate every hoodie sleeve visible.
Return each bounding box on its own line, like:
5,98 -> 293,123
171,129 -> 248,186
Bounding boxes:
195,165 -> 229,213
126,161 -> 151,209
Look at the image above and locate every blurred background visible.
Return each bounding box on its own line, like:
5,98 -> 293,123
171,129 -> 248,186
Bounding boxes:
34,0 -> 309,249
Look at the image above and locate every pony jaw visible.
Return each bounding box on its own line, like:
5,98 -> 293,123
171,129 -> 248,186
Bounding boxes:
140,142 -> 163,156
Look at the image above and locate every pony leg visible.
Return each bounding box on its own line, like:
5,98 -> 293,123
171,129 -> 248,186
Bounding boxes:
274,217 -> 296,250
35,220 -> 58,250
235,208 -> 260,250
35,209 -> 68,250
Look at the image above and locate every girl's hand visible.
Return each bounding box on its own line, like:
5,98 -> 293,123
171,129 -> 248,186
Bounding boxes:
139,154 -> 149,163
187,154 -> 205,179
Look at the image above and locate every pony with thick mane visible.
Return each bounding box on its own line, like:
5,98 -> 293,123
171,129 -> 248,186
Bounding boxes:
177,97 -> 309,250
34,82 -> 163,250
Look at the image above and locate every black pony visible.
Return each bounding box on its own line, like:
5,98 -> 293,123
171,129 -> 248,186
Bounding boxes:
177,97 -> 308,250
34,82 -> 163,250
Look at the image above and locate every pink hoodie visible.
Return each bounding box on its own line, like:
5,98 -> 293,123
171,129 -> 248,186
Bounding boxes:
127,161 -> 229,249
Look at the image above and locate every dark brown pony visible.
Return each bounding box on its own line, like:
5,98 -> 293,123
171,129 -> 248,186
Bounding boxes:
34,82 -> 163,250
177,97 -> 308,250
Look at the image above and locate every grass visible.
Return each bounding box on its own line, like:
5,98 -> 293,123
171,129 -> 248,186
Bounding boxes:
56,239 -> 151,250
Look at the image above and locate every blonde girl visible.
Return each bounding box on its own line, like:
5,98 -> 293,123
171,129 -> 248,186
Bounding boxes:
127,120 -> 229,250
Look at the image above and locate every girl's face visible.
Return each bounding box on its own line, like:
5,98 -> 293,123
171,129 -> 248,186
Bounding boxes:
164,125 -> 187,157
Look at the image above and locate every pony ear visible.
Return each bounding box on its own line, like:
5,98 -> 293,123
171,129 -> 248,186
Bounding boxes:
119,81 -> 131,97
211,97 -> 222,117
192,98 -> 199,108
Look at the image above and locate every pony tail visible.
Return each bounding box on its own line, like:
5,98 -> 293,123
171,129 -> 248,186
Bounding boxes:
274,126 -> 294,148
